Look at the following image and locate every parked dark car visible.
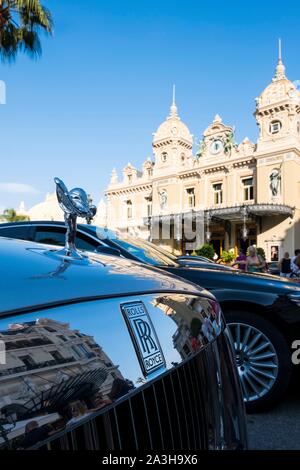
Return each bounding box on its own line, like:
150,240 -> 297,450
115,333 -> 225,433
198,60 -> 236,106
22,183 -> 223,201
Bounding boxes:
159,250 -> 235,271
2,221 -> 300,412
0,237 -> 247,450
178,255 -> 215,264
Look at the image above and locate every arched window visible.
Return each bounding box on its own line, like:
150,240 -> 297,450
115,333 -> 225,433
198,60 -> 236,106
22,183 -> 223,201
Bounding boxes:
186,187 -> 195,208
145,196 -> 152,217
161,152 -> 168,163
269,120 -> 282,135
126,200 -> 133,219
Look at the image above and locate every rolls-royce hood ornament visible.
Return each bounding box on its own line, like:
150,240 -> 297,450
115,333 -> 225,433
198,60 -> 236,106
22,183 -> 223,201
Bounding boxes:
54,177 -> 97,258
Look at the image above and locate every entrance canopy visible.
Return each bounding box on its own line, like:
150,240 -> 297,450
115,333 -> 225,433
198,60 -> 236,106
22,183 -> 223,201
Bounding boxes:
208,203 -> 294,222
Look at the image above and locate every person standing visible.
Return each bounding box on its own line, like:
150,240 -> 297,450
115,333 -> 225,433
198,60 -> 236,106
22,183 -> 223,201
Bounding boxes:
291,249 -> 300,277
278,252 -> 292,278
246,246 -> 266,273
231,249 -> 247,271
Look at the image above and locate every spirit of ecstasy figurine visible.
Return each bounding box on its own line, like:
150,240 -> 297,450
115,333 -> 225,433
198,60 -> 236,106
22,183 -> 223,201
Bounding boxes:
54,177 -> 97,258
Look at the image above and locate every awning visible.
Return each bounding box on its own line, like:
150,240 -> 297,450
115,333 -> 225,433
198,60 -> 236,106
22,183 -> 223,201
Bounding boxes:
145,203 -> 294,225
209,204 -> 294,221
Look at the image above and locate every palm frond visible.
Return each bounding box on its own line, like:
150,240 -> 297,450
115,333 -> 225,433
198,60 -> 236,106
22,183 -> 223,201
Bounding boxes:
0,0 -> 53,62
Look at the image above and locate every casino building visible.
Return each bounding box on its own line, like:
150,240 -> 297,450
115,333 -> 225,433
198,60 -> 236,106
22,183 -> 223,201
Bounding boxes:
105,52 -> 300,261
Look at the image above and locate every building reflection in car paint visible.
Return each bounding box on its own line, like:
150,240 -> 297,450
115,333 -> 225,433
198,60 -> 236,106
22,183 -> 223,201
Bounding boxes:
153,296 -> 222,359
0,294 -> 222,449
0,317 -> 133,449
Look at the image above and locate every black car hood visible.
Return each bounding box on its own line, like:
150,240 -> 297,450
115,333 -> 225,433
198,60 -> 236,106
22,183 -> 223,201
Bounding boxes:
0,238 -> 213,315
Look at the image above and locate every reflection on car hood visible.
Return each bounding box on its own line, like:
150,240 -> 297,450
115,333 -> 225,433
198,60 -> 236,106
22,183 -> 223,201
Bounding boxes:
0,238 -> 209,315
178,260 -> 235,271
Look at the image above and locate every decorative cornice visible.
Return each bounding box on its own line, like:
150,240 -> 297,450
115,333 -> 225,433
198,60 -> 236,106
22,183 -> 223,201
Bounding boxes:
232,158 -> 256,168
106,183 -> 152,197
178,170 -> 200,179
152,138 -> 192,149
203,165 -> 228,174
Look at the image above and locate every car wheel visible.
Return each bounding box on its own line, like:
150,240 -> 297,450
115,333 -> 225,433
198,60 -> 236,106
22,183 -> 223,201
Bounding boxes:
225,310 -> 292,413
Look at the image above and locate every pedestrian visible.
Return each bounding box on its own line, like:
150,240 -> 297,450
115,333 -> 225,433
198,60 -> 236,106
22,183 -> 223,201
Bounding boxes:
278,252 -> 292,278
290,249 -> 300,276
245,246 -> 266,273
231,249 -> 247,271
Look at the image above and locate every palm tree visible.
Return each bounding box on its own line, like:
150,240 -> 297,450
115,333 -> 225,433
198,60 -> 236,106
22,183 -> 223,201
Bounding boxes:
0,0 -> 53,62
1,208 -> 29,221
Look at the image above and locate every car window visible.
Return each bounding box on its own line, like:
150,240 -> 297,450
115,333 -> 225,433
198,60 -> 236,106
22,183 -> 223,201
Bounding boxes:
34,227 -> 65,246
112,237 -> 178,267
75,232 -> 99,251
0,225 -> 31,240
34,226 -> 99,252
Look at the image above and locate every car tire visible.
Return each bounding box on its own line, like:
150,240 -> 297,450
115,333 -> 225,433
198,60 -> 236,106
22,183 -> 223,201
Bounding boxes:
225,310 -> 292,413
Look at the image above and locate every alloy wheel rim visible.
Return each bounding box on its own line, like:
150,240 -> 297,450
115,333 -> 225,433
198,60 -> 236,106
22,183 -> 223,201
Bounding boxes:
227,322 -> 279,402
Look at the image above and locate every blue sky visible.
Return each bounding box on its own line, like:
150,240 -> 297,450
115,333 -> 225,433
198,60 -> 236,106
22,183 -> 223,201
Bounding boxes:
0,0 -> 300,212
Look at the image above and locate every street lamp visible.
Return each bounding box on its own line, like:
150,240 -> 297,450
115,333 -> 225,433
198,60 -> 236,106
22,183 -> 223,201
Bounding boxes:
206,211 -> 212,243
241,206 -> 249,242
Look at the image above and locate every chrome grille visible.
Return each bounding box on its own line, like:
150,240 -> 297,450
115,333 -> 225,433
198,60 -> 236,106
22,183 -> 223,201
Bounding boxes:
35,353 -> 210,451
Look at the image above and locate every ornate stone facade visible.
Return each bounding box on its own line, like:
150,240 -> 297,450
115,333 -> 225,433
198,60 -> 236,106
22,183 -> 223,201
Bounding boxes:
106,55 -> 300,261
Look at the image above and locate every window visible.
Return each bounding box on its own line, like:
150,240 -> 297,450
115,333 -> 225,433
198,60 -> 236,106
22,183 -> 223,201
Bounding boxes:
34,227 -> 65,246
50,351 -> 65,363
43,326 -> 57,333
213,183 -> 223,205
71,346 -> 82,360
186,188 -> 196,208
58,335 -> 67,342
161,152 -> 168,163
34,226 -> 99,252
112,237 -> 178,267
145,197 -> 152,217
76,232 -> 99,251
126,200 -> 133,219
0,225 -> 32,241
19,355 -> 36,368
77,344 -> 91,357
269,120 -> 282,135
147,168 -> 153,178
128,174 -> 132,183
242,177 -> 254,201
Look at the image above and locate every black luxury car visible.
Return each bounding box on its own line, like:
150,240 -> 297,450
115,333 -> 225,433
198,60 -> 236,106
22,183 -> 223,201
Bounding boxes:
0,237 -> 247,450
1,220 -> 300,412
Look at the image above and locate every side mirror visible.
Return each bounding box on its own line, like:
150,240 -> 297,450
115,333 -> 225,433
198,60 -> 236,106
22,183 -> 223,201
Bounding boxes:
96,246 -> 121,257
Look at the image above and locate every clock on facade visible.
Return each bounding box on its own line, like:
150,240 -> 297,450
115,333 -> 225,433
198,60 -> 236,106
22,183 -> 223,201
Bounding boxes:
210,139 -> 224,155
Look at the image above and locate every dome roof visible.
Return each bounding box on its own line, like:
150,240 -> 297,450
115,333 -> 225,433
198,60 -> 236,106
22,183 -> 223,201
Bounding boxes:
153,97 -> 193,146
257,58 -> 300,107
28,193 -> 63,221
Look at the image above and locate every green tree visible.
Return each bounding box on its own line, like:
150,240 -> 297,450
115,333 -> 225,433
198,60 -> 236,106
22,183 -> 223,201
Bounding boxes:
1,208 -> 29,221
195,243 -> 215,260
0,0 -> 53,62
220,250 -> 235,264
